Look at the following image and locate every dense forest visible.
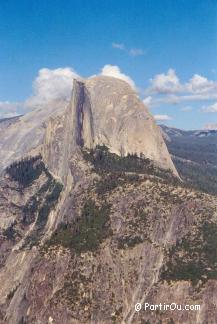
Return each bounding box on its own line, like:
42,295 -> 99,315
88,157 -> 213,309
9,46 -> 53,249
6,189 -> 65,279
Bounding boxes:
161,125 -> 217,196
6,155 -> 44,187
82,145 -> 177,181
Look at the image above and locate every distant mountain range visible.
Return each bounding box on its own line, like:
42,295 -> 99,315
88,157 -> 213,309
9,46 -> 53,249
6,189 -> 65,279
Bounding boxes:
161,124 -> 217,195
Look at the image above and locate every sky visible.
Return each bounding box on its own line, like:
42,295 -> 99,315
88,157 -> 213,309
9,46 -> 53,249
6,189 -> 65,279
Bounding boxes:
0,0 -> 217,129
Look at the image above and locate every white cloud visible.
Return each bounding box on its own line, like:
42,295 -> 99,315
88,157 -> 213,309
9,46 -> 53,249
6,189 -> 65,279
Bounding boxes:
150,70 -> 217,96
150,69 -> 181,94
1,65 -> 136,117
147,69 -> 217,106
201,102 -> 217,113
155,94 -> 181,105
0,101 -> 22,118
154,114 -> 172,121
112,42 -> 145,57
101,64 -> 136,90
178,93 -> 217,102
0,101 -> 20,110
112,42 -> 125,50
143,96 -> 152,107
129,48 -> 144,57
186,74 -> 217,94
26,67 -> 81,107
152,93 -> 217,106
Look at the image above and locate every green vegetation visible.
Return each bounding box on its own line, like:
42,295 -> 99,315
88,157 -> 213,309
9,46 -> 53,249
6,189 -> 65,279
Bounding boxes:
23,176 -> 63,247
116,208 -> 151,249
36,181 -> 63,228
22,169 -> 56,224
3,226 -> 16,241
163,128 -> 217,196
83,145 -> 152,173
22,194 -> 39,224
161,219 -> 217,285
6,155 -> 44,187
83,145 -> 179,185
117,235 -> 143,249
47,199 -> 111,253
95,172 -> 140,195
3,155 -> 63,247
166,132 -> 217,166
55,269 -> 92,318
174,159 -> 217,196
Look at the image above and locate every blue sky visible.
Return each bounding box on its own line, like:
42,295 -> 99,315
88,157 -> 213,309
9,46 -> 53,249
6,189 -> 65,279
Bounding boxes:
0,0 -> 217,129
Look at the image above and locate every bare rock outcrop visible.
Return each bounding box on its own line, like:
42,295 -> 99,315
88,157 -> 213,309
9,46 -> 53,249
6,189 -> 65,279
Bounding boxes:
84,76 -> 177,175
0,76 -> 178,178
3,76 -> 217,324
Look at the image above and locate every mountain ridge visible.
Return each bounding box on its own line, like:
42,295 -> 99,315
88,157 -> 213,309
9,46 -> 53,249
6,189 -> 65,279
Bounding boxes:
0,77 -> 216,323
0,76 -> 178,178
160,124 -> 217,196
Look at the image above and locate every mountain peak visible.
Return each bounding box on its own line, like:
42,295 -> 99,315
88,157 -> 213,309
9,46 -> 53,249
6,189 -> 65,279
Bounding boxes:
71,76 -> 178,176
0,76 -> 178,178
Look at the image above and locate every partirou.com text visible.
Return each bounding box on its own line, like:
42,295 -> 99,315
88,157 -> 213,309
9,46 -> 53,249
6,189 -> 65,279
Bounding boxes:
135,302 -> 200,312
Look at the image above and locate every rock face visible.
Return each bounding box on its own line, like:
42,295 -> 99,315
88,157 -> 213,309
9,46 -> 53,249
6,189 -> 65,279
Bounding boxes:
74,76 -> 178,175
0,151 -> 216,324
0,76 -> 216,323
0,76 -> 178,177
0,100 -> 67,174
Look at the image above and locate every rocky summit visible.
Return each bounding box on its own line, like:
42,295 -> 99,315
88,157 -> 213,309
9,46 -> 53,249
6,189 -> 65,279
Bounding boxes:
0,76 -> 216,324
0,76 -> 177,177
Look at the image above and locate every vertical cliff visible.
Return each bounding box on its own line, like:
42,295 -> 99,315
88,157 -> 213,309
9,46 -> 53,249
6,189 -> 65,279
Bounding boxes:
42,76 -> 178,181
0,76 -> 216,323
84,76 -> 178,176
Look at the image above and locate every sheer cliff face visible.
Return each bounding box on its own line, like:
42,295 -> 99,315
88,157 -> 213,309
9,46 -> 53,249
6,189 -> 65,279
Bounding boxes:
0,76 -> 178,178
42,76 -> 178,181
73,76 -> 178,176
0,76 -> 216,324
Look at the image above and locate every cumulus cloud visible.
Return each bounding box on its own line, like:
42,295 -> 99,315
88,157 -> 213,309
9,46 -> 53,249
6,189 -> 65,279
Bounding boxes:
26,67 -> 80,107
146,69 -> 217,107
150,69 -> 181,94
0,101 -> 22,118
154,114 -> 172,121
101,64 -> 136,89
1,65 -> 137,118
201,102 -> 217,113
186,74 -> 217,94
